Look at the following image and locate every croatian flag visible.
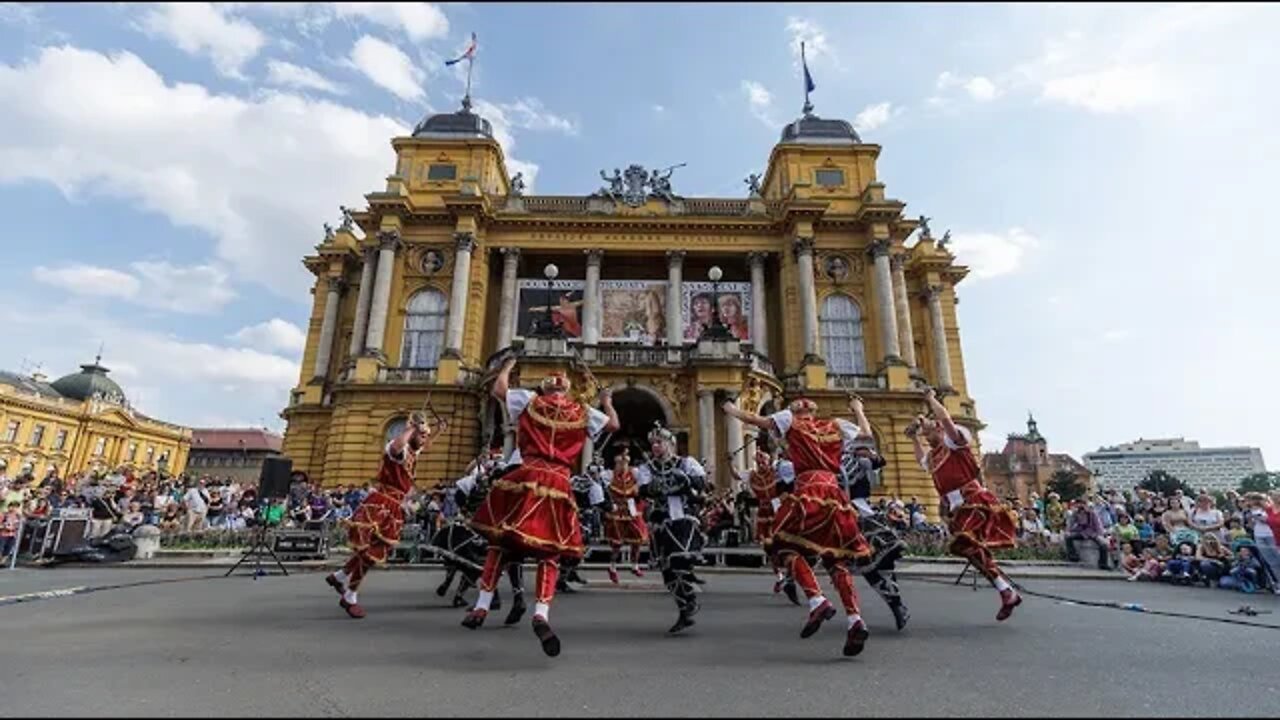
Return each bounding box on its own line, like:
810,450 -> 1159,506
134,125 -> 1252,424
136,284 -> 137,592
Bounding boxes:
446,32 -> 477,66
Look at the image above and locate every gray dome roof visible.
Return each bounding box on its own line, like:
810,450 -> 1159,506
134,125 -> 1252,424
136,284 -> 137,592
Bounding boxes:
779,113 -> 861,145
412,102 -> 493,140
49,360 -> 126,404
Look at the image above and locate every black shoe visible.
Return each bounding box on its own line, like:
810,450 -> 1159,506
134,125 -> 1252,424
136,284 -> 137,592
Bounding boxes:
801,600 -> 837,639
890,602 -> 910,631
532,617 -> 561,657
557,580 -> 576,594
783,580 -> 801,606
668,612 -> 696,634
568,569 -> 588,585
843,621 -> 870,657
504,595 -> 527,626
435,581 -> 451,598
461,608 -> 487,629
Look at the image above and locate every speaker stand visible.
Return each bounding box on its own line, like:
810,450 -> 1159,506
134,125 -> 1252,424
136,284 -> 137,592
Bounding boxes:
225,524 -> 289,578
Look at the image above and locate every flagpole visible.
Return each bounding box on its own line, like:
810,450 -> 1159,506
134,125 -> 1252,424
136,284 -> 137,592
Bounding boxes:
463,54 -> 473,111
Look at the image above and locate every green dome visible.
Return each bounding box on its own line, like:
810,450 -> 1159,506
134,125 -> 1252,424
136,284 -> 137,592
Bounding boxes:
50,360 -> 127,404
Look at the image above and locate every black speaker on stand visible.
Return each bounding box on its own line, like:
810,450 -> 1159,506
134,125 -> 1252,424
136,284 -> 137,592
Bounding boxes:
225,456 -> 293,578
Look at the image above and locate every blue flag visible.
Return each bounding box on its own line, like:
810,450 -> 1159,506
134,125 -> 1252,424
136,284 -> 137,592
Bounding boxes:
802,41 -> 816,94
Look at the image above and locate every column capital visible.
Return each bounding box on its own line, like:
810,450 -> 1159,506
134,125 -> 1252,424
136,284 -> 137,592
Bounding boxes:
746,251 -> 769,269
717,388 -> 740,402
921,284 -> 945,302
695,386 -> 715,400
889,253 -> 908,272
666,249 -> 686,267
376,229 -> 401,252
866,238 -> 892,258
453,231 -> 477,254
585,248 -> 605,265
499,246 -> 521,259
325,276 -> 346,293
792,235 -> 816,258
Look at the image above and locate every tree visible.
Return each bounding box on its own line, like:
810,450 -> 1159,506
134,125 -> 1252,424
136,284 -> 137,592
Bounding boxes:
1138,469 -> 1192,497
1211,490 -> 1233,512
1238,472 -> 1280,494
1048,470 -> 1086,503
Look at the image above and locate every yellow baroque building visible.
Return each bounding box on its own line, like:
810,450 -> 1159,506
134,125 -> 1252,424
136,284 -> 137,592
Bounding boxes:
282,98 -> 984,515
0,358 -> 191,478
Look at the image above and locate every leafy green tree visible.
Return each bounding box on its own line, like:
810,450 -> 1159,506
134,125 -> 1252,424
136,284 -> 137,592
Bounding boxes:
1138,469 -> 1192,497
1048,470 -> 1086,502
1238,472 -> 1280,494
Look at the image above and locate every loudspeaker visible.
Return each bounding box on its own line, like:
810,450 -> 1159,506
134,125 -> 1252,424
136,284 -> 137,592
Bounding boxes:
259,456 -> 293,500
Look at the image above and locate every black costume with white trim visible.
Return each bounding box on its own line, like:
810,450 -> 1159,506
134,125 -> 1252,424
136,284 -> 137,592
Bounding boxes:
840,440 -> 910,630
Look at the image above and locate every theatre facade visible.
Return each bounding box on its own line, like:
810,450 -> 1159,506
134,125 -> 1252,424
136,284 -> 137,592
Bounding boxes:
281,98 -> 983,512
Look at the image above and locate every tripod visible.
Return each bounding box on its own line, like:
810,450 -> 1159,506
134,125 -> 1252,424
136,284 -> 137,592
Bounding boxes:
225,521 -> 289,578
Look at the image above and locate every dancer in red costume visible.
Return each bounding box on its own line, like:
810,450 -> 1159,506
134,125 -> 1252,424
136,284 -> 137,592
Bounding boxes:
461,356 -> 619,657
723,397 -> 873,657
908,388 -> 1022,621
733,449 -> 796,601
325,413 -> 446,618
600,447 -> 648,584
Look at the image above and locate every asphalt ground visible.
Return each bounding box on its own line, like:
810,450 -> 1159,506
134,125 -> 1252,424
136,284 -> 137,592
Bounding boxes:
2,566 -> 1278,717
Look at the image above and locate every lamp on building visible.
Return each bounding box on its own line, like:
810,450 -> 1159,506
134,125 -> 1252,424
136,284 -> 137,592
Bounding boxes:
700,265 -> 735,341
533,263 -> 564,338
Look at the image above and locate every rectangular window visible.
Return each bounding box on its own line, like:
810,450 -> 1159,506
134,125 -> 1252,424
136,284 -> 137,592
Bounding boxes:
52,429 -> 67,451
30,424 -> 45,447
815,168 -> 845,187
128,442 -> 138,461
427,163 -> 457,181
145,447 -> 155,465
93,437 -> 106,457
3,420 -> 18,443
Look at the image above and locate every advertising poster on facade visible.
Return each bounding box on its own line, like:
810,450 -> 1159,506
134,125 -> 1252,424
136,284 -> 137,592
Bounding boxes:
681,282 -> 752,341
516,279 -> 585,339
600,280 -> 667,344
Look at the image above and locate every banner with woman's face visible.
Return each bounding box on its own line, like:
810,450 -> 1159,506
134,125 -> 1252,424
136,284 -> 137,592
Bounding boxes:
681,281 -> 752,341
600,280 -> 667,343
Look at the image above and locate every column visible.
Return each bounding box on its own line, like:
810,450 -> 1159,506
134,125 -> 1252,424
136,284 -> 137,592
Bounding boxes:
347,248 -> 377,358
445,232 -> 476,356
867,238 -> 902,364
312,276 -> 343,380
363,230 -> 400,358
496,247 -> 521,350
697,388 -> 716,484
890,254 -> 917,369
747,252 -> 769,357
793,237 -> 820,359
666,251 -> 685,347
925,285 -> 954,389
583,249 -> 603,346
722,390 -> 745,479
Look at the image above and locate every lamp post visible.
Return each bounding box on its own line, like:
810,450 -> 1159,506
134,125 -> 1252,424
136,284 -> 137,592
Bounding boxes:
535,263 -> 562,337
700,265 -> 735,341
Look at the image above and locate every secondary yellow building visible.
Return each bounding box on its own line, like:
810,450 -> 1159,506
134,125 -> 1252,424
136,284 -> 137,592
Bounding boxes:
282,96 -> 984,515
0,358 -> 191,479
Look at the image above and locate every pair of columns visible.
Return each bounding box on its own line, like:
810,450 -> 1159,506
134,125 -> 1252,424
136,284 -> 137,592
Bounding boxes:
695,388 -> 746,488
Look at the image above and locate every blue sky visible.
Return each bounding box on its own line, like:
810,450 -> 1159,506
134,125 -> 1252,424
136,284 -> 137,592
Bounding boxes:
1,3 -> 1276,468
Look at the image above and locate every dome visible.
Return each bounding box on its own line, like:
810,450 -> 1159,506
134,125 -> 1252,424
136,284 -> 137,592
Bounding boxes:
412,99 -> 493,140
50,359 -> 127,405
779,112 -> 861,145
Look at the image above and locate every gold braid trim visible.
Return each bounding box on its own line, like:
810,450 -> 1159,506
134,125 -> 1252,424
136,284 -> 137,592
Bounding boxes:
525,397 -> 588,431
491,478 -> 574,502
773,531 -> 872,560
792,417 -> 843,445
468,519 -> 585,556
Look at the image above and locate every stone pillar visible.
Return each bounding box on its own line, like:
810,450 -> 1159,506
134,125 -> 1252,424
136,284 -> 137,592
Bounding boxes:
584,249 -> 603,346
496,247 -> 521,350
363,230 -> 400,358
312,276 -> 343,380
347,248 -> 377,358
445,232 -> 476,356
793,237 -> 820,359
867,238 -> 902,364
666,250 -> 685,347
722,390 -> 745,479
747,252 -> 769,357
925,285 -> 954,389
890,254 -> 917,369
697,388 -> 716,484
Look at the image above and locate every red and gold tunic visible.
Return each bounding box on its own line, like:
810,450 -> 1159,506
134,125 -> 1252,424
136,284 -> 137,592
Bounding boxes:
769,411 -> 871,562
471,389 -> 605,560
602,467 -> 649,546
346,442 -> 415,565
750,465 -> 780,548
925,426 -> 1018,552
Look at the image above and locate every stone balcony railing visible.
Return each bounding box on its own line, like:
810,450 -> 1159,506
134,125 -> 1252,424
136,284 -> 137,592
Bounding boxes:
377,367 -> 438,384
828,373 -> 887,391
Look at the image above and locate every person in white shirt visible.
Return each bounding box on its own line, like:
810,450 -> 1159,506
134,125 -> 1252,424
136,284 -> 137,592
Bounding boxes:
183,483 -> 208,533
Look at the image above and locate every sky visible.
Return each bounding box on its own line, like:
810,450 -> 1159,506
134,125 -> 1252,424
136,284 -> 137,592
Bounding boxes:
0,2 -> 1277,467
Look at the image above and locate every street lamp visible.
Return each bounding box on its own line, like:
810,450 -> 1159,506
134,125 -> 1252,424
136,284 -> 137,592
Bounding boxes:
534,262 -> 563,337
700,265 -> 735,341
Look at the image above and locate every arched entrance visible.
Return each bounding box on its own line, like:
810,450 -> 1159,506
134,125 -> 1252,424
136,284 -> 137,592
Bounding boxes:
603,386 -> 676,465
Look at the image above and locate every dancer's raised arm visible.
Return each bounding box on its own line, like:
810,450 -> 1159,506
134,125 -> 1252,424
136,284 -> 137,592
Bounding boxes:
491,356 -> 518,403
721,398 -> 774,432
923,388 -> 961,444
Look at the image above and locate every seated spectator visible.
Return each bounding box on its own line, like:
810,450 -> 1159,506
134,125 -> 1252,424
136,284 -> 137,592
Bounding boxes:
1113,513 -> 1140,549
304,491 -> 332,530
1065,499 -> 1109,569
206,490 -> 226,529
159,503 -> 182,533
1195,532 -> 1230,587
1019,507 -> 1046,541
263,498 -> 287,527
1190,493 -> 1225,542
1221,543 -> 1265,593
1119,542 -> 1143,581
121,501 -> 145,531
1163,540 -> 1196,584
1226,517 -> 1248,544
1152,534 -> 1173,564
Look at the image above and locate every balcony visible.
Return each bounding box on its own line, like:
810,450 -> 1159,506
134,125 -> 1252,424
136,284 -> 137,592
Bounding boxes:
377,367 -> 438,384
596,344 -> 686,368
827,373 -> 887,391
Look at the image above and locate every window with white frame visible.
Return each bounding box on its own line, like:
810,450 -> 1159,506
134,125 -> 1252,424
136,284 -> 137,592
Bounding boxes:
52,429 -> 67,451
400,289 -> 448,369
93,437 -> 106,456
819,294 -> 868,374
30,424 -> 45,447
3,420 -> 19,443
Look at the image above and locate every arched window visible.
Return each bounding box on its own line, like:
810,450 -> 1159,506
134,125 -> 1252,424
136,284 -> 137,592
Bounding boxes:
400,289 -> 448,369
819,294 -> 867,374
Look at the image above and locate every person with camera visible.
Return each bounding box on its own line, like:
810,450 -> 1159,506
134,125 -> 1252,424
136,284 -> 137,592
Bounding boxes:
325,412 -> 447,619
907,387 -> 1022,621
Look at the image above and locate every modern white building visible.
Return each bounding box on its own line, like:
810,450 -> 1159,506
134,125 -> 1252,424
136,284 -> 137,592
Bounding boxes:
1083,438 -> 1267,492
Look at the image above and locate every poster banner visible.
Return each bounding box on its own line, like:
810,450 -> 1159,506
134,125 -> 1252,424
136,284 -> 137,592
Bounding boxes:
600,280 -> 667,344
681,281 -> 752,342
516,279 -> 585,339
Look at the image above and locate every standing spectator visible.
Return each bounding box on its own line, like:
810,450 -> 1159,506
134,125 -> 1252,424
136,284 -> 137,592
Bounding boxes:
183,481 -> 209,533
1044,493 -> 1066,538
1064,499 -> 1109,569
206,489 -> 226,529
88,484 -> 121,539
1,501 -> 21,561
1244,492 -> 1280,593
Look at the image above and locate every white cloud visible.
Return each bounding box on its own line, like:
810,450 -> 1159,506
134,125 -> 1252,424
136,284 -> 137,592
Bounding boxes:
964,76 -> 999,101
1040,63 -> 1166,113
853,101 -> 897,133
0,2 -> 39,27
935,71 -> 1001,103
741,80 -> 775,126
0,45 -> 408,298
138,3 -> 265,79
331,2 -> 449,42
496,97 -> 577,135
33,264 -> 140,299
265,59 -> 344,95
471,96 -> 579,193
346,34 -> 425,101
230,318 -> 307,355
652,104 -> 665,114
786,16 -> 835,70
944,227 -> 1040,281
